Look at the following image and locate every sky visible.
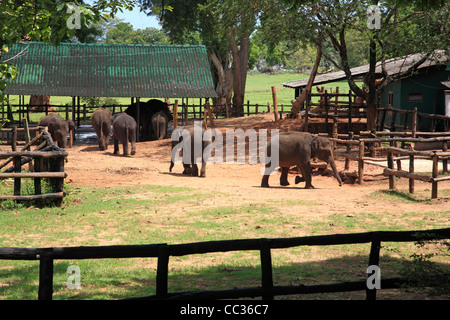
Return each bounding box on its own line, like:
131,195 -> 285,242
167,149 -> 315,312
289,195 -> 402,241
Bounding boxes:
115,6 -> 161,30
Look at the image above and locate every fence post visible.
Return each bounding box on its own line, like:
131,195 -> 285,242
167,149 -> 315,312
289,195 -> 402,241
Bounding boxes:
387,149 -> 395,190
259,239 -> 274,300
358,141 -> 364,184
366,236 -> 381,300
271,87 -> 279,121
348,90 -> 353,133
409,154 -> 415,194
156,244 -> 170,299
173,100 -> 178,129
38,249 -> 54,300
432,152 -> 438,199
13,156 -> 21,196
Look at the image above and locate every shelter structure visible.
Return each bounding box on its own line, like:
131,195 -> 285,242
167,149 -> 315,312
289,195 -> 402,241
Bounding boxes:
1,41 -> 217,137
2,42 -> 217,98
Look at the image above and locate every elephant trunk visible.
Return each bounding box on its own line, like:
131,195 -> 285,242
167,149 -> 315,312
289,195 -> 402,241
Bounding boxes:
328,156 -> 343,186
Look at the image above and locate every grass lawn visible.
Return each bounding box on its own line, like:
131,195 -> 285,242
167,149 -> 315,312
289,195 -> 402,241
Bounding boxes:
0,181 -> 448,300
3,72 -> 362,122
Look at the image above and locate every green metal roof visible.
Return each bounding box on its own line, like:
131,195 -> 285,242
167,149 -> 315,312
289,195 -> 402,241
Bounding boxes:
1,42 -> 217,98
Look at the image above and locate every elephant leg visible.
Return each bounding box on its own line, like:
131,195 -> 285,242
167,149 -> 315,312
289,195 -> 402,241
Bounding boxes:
280,167 -> 290,186
199,161 -> 206,177
182,164 -> 192,175
169,161 -> 174,172
301,162 -> 314,189
130,141 -> 136,155
191,164 -> 199,176
113,139 -> 119,155
295,165 -> 305,184
122,140 -> 129,156
261,164 -> 274,188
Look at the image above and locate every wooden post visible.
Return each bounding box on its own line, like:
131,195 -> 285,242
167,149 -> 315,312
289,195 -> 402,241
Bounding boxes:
324,90 -> 330,135
358,141 -> 364,184
443,141 -> 448,173
366,237 -> 381,300
345,132 -> 354,170
12,126 -> 17,151
271,86 -> 279,121
13,156 -> 21,196
260,239 -> 274,300
22,118 -> 32,171
156,244 -> 170,299
387,149 -> 395,190
409,154 -> 415,194
136,98 -> 140,142
432,152 -> 438,199
412,107 -> 417,139
348,91 -> 353,133
173,100 -> 178,129
38,249 -> 54,300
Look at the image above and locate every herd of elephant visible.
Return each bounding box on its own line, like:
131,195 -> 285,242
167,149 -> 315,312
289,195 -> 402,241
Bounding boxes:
38,99 -> 343,189
38,99 -> 172,156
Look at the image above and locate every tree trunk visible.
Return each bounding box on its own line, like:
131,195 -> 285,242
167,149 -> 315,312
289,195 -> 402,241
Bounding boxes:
209,51 -> 233,117
290,43 -> 323,118
229,29 -> 250,117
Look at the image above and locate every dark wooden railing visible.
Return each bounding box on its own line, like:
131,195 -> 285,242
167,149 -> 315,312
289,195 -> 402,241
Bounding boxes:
0,228 -> 448,300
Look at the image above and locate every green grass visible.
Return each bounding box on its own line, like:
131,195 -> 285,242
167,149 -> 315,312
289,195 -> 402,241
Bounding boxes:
0,182 -> 449,300
3,72 -> 363,122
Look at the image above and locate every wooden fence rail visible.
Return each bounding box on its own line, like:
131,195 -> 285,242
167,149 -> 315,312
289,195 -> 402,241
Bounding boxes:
331,134 -> 450,186
0,131 -> 68,206
384,147 -> 450,199
0,228 -> 448,300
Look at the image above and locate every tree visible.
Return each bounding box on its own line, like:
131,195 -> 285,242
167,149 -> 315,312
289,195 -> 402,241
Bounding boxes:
138,0 -> 267,116
104,20 -> 170,44
260,0 -> 450,129
0,0 -> 136,107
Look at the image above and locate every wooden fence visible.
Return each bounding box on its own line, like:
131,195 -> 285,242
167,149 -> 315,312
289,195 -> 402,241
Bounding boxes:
0,227 -> 448,300
384,147 -> 450,199
377,107 -> 450,133
331,133 -> 450,189
303,90 -> 367,135
0,130 -> 68,207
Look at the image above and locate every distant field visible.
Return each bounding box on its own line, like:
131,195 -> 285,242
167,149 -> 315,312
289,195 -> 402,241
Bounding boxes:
4,72 -> 361,119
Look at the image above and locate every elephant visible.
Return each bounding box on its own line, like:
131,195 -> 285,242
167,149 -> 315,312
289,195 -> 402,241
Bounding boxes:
112,113 -> 137,156
91,107 -> 112,151
261,131 -> 343,189
169,124 -> 211,177
125,99 -> 173,141
151,111 -> 169,140
38,113 -> 75,149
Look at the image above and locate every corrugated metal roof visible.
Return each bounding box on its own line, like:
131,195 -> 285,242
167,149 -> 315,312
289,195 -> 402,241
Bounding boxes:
1,42 -> 217,98
283,51 -> 448,89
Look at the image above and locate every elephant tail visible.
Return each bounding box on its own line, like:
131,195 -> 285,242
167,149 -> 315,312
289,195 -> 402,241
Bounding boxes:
156,116 -> 160,139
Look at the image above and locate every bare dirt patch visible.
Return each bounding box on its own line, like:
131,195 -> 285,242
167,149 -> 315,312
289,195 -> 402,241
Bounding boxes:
65,113 -> 450,224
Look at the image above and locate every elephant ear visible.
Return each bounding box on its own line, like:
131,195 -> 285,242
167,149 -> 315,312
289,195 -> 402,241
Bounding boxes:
310,136 -> 319,157
67,120 -> 75,132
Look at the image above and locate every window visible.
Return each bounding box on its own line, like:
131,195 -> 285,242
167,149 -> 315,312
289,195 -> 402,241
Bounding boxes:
388,91 -> 393,107
408,93 -> 423,102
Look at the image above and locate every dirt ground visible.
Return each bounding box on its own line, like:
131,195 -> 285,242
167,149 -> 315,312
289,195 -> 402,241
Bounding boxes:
65,113 -> 450,220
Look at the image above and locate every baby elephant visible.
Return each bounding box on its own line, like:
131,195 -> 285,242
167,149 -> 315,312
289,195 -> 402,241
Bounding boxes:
91,107 -> 112,151
261,131 -> 342,188
112,113 -> 137,156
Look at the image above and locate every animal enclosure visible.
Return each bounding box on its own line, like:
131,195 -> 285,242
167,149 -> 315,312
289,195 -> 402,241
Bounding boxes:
0,129 -> 68,207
